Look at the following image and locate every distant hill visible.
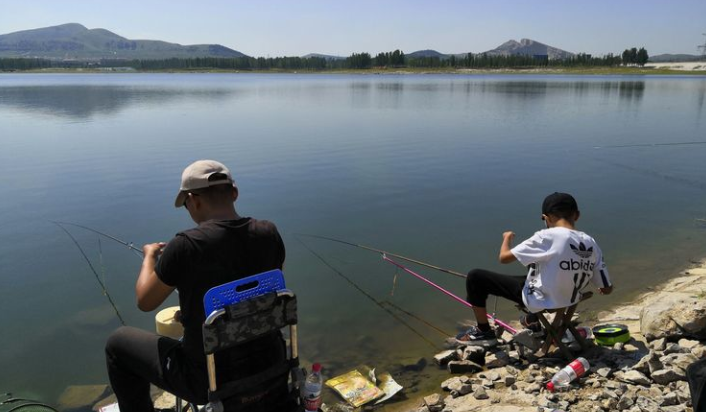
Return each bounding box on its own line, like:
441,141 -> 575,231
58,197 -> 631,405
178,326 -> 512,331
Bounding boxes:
649,53 -> 704,62
482,38 -> 574,59
302,53 -> 345,60
406,49 -> 450,59
0,23 -> 247,60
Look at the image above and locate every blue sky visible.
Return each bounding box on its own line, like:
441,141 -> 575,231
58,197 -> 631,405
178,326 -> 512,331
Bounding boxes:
1,0 -> 705,57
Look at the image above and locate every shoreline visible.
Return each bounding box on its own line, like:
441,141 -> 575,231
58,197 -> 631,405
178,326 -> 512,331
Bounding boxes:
2,66 -> 706,76
381,256 -> 706,412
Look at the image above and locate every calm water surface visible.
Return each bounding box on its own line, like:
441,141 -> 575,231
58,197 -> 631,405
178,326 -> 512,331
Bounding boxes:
1,73 -> 706,406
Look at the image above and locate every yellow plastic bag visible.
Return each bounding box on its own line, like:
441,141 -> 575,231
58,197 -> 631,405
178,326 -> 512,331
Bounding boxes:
325,370 -> 385,407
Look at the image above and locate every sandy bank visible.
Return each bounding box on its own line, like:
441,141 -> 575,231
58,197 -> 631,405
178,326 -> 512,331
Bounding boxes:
644,62 -> 706,71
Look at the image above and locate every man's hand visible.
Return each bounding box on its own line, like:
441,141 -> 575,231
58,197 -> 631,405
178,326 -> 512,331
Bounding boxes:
143,242 -> 167,258
599,285 -> 613,295
502,231 -> 515,242
498,231 -> 517,264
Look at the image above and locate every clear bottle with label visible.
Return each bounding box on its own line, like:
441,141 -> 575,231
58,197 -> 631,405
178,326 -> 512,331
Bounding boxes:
561,326 -> 593,343
301,363 -> 322,412
546,357 -> 590,392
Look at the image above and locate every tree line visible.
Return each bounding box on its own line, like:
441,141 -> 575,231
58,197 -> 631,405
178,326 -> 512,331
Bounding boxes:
0,47 -> 649,71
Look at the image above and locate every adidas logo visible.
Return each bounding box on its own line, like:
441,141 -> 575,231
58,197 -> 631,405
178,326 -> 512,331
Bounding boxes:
570,242 -> 593,259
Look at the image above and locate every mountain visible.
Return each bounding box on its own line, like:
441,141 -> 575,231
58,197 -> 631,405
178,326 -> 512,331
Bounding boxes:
0,23 -> 247,60
406,49 -> 450,59
302,53 -> 345,60
649,53 -> 703,62
482,38 -> 574,59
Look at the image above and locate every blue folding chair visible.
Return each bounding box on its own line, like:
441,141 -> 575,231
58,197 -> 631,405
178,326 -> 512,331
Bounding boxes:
199,269 -> 302,412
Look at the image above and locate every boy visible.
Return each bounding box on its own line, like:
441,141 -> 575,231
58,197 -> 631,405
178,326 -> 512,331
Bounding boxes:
456,192 -> 613,346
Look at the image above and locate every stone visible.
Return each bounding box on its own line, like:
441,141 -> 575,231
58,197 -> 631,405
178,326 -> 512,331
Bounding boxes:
504,375 -> 516,387
447,360 -> 483,374
651,367 -> 687,384
596,367 -> 612,378
692,345 -> 706,358
617,394 -> 634,410
635,396 -> 661,412
616,370 -> 652,386
485,351 -> 510,368
650,337 -> 667,351
664,343 -> 686,355
613,342 -> 625,351
473,386 -> 489,400
661,352 -> 698,370
462,346 -> 486,365
441,376 -> 462,391
641,295 -> 706,340
661,391 -> 679,406
678,338 -> 700,349
601,398 -> 618,410
524,383 -> 542,394
423,393 -> 444,412
434,350 -> 457,366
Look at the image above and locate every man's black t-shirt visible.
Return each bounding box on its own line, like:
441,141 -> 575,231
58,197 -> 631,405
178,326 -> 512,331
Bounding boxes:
155,217 -> 285,378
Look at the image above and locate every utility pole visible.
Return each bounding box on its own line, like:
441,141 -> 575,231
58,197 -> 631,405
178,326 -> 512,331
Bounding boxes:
699,33 -> 706,61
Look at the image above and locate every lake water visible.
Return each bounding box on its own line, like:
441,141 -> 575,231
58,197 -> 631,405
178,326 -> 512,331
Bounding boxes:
1,73 -> 706,407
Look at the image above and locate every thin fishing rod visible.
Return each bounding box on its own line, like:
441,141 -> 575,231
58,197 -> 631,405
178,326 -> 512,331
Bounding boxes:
380,300 -> 453,338
382,255 -> 518,335
296,233 -> 466,279
53,222 -> 126,326
296,236 -> 442,350
593,141 -> 706,149
51,221 -> 144,256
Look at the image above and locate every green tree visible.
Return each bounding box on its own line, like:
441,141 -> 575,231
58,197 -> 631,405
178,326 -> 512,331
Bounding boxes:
636,47 -> 649,66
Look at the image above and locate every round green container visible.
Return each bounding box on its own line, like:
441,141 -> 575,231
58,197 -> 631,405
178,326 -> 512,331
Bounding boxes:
592,324 -> 630,346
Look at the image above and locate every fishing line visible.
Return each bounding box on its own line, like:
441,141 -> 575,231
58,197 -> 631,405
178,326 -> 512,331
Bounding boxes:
380,300 -> 453,338
593,158 -> 706,193
296,236 -> 442,350
295,233 -> 466,278
53,222 -> 126,326
382,255 -> 518,335
51,220 -> 143,258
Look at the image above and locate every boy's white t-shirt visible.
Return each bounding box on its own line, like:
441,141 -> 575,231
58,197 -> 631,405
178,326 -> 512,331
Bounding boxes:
511,227 -> 611,313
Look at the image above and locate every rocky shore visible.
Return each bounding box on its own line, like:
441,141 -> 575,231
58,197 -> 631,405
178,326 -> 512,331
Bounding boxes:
400,259 -> 706,412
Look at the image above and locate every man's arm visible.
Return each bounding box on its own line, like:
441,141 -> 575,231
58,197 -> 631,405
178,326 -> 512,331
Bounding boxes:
498,231 -> 518,264
135,242 -> 175,312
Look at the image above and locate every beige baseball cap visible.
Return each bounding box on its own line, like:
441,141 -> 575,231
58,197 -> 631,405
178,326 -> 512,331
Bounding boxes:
174,160 -> 235,207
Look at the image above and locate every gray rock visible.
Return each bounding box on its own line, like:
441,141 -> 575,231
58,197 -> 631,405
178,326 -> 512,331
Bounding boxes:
641,295 -> 706,340
692,345 -> 706,358
651,367 -> 687,385
661,391 -> 679,406
678,338 -> 700,349
423,393 -> 444,412
596,367 -> 612,378
481,379 -> 494,388
617,394 -> 634,410
447,360 -> 483,374
661,352 -> 698,370
434,350 -> 457,366
504,375 -> 516,387
650,337 -> 667,351
664,343 -> 686,355
473,386 -> 489,400
485,351 -> 510,368
601,398 -> 618,410
635,396 -> 661,412
524,382 -> 542,394
441,376 -> 462,391
616,370 -> 652,386
613,342 -> 625,351
462,346 -> 486,365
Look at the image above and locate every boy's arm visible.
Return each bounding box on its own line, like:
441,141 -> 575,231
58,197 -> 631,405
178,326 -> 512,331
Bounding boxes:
498,231 -> 517,264
590,246 -> 613,295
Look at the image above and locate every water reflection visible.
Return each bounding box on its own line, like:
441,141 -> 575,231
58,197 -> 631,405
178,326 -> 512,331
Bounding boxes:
0,85 -> 235,120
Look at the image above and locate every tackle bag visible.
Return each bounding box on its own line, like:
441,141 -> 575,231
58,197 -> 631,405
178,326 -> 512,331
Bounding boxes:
0,393 -> 58,412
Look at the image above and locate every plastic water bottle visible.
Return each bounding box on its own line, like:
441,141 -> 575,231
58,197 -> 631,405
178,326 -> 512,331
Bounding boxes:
546,357 -> 590,392
302,363 -> 322,412
561,326 -> 593,343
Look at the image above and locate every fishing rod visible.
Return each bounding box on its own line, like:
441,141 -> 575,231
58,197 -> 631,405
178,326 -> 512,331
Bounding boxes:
51,221 -> 144,256
53,222 -> 126,326
296,236 -> 443,350
593,141 -> 706,149
295,233 -> 466,279
382,255 -> 518,335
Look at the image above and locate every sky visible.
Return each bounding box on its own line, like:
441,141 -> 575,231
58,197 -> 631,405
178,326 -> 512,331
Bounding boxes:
1,0 -> 705,57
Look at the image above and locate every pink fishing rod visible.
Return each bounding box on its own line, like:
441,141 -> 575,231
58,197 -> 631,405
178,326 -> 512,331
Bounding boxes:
382,255 -> 518,335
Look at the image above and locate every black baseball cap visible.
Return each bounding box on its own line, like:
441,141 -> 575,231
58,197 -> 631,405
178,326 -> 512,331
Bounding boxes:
542,192 -> 578,215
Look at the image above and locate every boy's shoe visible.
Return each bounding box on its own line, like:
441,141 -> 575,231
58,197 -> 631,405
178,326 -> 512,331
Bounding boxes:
520,314 -> 543,334
455,326 -> 498,347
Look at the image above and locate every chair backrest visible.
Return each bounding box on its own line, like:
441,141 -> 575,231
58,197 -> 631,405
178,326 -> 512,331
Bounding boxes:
200,270 -> 301,412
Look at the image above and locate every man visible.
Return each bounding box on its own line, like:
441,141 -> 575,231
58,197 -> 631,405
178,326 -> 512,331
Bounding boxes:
105,160 -> 287,411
